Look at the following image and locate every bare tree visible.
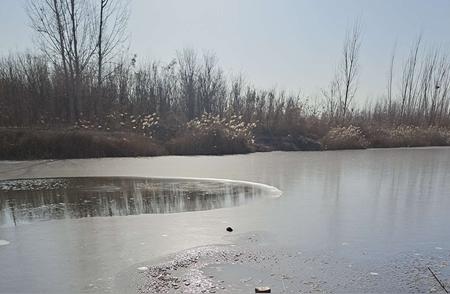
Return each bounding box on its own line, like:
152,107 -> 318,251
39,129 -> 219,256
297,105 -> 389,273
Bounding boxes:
197,53 -> 226,114
400,37 -> 421,121
387,42 -> 396,114
340,22 -> 362,119
96,0 -> 129,88
229,74 -> 245,114
323,21 -> 362,123
27,0 -> 129,120
322,74 -> 342,123
177,49 -> 199,119
27,0 -> 73,117
27,0 -> 98,120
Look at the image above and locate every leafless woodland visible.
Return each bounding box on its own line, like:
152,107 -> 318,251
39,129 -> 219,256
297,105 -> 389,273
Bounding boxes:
1,1 -> 450,154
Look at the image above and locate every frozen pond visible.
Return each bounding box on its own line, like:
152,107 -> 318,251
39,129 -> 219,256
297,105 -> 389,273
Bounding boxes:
0,147 -> 450,293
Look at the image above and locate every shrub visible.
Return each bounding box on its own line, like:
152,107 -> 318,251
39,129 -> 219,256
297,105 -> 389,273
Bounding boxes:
321,125 -> 369,150
367,126 -> 450,148
166,113 -> 256,155
0,129 -> 166,160
73,112 -> 160,138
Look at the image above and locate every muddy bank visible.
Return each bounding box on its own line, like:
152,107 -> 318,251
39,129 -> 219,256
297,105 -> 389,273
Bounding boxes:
3,126 -> 450,160
0,128 -> 320,160
254,134 -> 321,151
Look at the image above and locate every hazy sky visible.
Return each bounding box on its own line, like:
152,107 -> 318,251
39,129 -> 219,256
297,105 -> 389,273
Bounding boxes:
1,0 -> 450,102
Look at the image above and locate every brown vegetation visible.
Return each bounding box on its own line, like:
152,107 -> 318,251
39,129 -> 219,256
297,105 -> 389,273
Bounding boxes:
166,114 -> 256,155
0,128 -> 165,160
1,3 -> 450,159
365,126 -> 450,148
321,125 -> 369,150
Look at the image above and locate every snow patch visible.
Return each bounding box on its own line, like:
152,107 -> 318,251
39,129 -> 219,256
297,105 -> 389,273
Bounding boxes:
137,266 -> 149,272
0,240 -> 10,246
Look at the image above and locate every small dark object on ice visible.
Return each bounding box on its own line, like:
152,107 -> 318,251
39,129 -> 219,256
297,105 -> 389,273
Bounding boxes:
226,227 -> 233,232
255,286 -> 271,293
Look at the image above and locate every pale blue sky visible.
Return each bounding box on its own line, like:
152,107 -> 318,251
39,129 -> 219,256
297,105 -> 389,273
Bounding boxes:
1,0 -> 450,102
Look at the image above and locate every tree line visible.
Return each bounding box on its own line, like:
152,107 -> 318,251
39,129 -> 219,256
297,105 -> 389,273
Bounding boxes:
1,0 -> 450,138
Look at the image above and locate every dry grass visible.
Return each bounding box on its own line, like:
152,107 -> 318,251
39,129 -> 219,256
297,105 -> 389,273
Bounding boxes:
166,129 -> 254,155
166,114 -> 255,155
0,128 -> 166,160
321,125 -> 369,150
366,126 -> 450,148
321,125 -> 450,150
2,123 -> 450,160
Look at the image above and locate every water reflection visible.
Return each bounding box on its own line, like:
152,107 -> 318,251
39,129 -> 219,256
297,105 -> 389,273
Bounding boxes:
0,177 -> 273,226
